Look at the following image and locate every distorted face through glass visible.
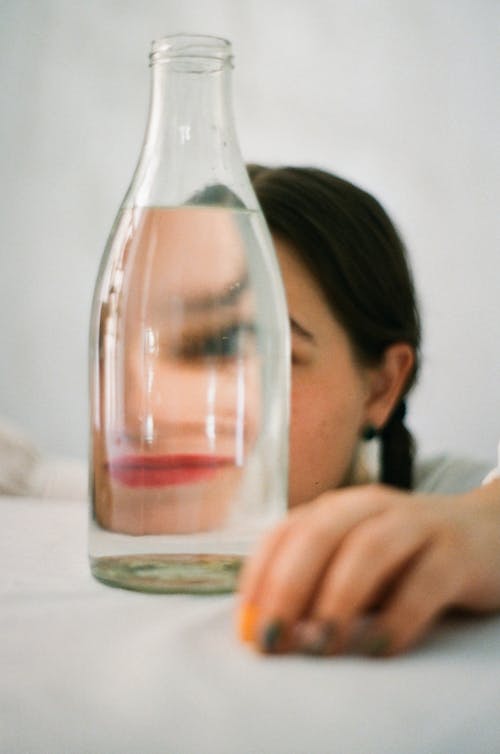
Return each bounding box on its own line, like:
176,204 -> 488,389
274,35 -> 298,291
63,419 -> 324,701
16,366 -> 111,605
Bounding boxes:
93,206 -> 261,534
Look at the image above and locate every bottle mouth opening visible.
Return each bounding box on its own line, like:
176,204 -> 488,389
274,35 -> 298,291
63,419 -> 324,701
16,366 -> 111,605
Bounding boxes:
150,33 -> 233,71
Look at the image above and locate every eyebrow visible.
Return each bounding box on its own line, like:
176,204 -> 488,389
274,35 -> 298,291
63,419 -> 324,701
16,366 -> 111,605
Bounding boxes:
290,316 -> 315,342
169,273 -> 250,313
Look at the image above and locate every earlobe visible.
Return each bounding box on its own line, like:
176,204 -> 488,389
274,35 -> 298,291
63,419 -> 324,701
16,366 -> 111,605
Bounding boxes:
364,343 -> 415,430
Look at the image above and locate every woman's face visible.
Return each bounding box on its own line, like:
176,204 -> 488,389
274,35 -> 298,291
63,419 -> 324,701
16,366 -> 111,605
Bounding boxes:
275,237 -> 374,508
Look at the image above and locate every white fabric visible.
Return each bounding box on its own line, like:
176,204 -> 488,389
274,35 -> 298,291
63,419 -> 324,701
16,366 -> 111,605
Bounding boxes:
0,419 -> 87,500
29,455 -> 88,500
0,418 -> 40,495
2,494 -> 500,754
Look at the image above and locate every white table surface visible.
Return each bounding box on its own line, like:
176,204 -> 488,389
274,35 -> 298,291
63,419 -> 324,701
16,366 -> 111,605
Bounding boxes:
2,495 -> 500,754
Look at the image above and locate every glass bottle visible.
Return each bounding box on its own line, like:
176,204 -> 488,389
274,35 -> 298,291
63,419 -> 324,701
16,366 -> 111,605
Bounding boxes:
88,34 -> 290,593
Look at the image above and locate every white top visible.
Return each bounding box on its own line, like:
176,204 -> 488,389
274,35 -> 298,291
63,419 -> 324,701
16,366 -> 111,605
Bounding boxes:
482,441 -> 500,485
414,454 -> 492,493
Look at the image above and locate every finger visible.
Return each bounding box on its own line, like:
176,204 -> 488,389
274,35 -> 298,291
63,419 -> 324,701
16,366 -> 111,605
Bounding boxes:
354,543 -> 463,656
238,509 -> 337,649
237,516 -> 296,601
311,509 -> 430,637
240,487 -> 395,649
237,516 -> 299,642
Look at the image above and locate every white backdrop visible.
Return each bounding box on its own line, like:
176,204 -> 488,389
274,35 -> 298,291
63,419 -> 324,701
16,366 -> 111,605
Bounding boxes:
1,0 -> 498,465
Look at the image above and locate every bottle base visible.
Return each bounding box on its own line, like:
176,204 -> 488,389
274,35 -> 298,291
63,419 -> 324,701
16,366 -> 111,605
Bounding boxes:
90,553 -> 242,594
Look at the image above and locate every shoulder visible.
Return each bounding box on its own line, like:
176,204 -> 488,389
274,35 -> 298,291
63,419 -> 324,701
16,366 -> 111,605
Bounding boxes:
414,454 -> 492,494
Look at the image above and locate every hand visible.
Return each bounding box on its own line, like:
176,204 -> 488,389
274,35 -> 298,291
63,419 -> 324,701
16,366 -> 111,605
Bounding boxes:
237,480 -> 500,656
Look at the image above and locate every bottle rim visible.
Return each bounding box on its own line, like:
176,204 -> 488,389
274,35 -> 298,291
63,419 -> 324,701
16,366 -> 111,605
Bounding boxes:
150,33 -> 233,67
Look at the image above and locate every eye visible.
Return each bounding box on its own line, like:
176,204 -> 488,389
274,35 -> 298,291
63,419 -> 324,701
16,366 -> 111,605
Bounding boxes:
175,323 -> 255,362
290,328 -> 315,367
291,351 -> 308,367
290,342 -> 312,366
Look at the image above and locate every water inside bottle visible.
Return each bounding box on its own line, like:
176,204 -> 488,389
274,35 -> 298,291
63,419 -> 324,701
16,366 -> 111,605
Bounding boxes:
89,204 -> 287,592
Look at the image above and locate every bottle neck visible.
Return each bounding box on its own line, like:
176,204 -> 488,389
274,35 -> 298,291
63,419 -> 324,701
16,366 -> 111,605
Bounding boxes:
127,54 -> 254,209
148,58 -> 235,148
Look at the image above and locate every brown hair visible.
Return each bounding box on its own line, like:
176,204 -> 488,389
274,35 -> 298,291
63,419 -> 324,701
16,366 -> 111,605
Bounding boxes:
248,164 -> 421,489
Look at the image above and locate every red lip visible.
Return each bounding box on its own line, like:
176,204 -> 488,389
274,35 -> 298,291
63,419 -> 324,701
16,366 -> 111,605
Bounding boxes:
107,454 -> 234,487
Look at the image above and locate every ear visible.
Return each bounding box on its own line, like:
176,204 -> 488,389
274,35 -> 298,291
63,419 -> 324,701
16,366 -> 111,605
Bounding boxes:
363,343 -> 415,429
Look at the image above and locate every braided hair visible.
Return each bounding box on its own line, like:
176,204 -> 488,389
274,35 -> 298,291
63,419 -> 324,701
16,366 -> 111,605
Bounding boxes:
248,164 -> 421,489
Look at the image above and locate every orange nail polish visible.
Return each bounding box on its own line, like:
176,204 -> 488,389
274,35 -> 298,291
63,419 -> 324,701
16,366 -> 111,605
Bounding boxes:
238,603 -> 259,643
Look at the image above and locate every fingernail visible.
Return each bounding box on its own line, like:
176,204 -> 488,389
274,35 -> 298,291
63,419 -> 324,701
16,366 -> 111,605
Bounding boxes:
292,620 -> 337,656
238,603 -> 259,643
260,620 -> 284,653
356,630 -> 391,657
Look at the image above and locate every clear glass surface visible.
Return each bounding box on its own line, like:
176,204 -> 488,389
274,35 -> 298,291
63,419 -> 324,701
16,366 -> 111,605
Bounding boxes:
88,36 -> 289,593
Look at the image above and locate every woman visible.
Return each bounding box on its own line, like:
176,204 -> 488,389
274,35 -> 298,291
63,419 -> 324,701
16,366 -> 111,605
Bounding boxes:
238,165 -> 500,656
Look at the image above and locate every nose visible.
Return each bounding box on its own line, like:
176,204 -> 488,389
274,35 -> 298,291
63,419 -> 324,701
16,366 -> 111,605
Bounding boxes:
122,349 -> 248,448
